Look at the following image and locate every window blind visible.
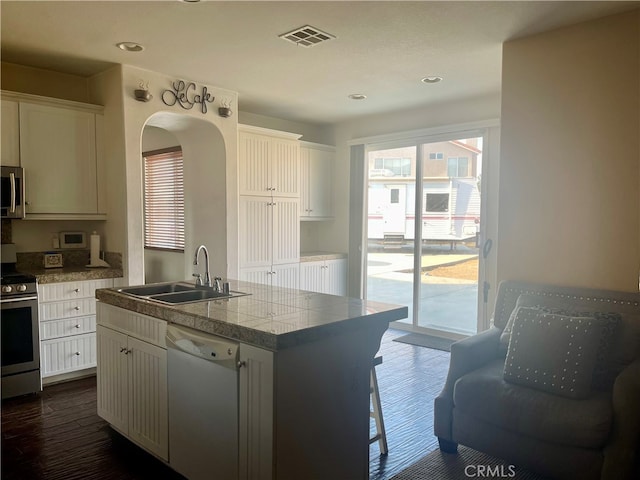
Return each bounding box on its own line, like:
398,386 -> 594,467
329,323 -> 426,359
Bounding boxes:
143,149 -> 185,250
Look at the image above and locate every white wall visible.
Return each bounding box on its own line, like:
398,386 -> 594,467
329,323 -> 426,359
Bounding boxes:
89,65 -> 239,285
498,10 -> 640,291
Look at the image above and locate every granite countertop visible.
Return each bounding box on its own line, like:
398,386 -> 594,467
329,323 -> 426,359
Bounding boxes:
96,280 -> 407,351
28,266 -> 123,284
300,251 -> 347,262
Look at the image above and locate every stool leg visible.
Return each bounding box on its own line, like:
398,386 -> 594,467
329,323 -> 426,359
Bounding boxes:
370,365 -> 388,455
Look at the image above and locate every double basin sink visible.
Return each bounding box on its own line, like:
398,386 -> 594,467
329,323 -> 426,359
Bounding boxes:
118,281 -> 249,305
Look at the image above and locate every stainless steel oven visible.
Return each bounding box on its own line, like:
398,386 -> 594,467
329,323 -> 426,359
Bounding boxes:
1,166 -> 25,219
1,245 -> 41,399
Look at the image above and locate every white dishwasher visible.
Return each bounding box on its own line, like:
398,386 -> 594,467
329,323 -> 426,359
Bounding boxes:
166,324 -> 239,480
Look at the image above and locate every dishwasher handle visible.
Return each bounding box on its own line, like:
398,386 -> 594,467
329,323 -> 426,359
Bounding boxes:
166,324 -> 239,365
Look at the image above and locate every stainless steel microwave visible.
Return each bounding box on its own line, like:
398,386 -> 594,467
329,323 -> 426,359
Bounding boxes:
1,166 -> 25,219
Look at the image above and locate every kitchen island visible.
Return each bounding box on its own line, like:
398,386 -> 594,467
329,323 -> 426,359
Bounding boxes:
96,280 -> 407,480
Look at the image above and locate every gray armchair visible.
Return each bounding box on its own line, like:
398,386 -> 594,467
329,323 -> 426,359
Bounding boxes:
434,280 -> 640,480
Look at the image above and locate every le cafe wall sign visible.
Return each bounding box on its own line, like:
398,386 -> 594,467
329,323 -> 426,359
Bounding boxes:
149,80 -> 232,117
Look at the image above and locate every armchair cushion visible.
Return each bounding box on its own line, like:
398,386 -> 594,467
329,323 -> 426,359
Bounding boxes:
500,294 -> 623,390
454,359 -> 613,449
503,307 -> 609,398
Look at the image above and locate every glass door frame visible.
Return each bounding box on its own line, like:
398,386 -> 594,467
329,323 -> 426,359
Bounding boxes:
363,127 -> 490,339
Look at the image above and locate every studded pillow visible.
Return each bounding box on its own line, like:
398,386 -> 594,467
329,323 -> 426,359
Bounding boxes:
503,307 -> 607,399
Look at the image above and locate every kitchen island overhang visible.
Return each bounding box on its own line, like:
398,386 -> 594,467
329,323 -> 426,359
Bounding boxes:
96,279 -> 408,352
96,279 -> 408,480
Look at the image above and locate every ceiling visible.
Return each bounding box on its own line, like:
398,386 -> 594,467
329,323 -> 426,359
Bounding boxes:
2,1 -> 638,125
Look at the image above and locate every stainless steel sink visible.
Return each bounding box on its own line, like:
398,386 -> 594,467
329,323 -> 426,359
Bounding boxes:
150,289 -> 241,304
118,282 -> 249,305
119,282 -> 194,296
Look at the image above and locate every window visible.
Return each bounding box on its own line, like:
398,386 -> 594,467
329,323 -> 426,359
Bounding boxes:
390,188 -> 400,204
447,157 -> 469,177
373,157 -> 411,176
429,152 -> 444,160
143,148 -> 185,250
425,193 -> 449,212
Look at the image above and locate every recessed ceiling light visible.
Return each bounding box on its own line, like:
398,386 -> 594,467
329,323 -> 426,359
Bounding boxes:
116,42 -> 144,52
348,94 -> 367,100
421,76 -> 443,84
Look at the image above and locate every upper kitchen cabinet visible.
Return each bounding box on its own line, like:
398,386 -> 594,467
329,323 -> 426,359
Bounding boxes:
3,91 -> 106,220
1,99 -> 20,167
300,142 -> 334,220
238,125 -> 301,197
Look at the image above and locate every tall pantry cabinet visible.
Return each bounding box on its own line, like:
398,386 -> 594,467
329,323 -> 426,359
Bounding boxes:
238,125 -> 302,289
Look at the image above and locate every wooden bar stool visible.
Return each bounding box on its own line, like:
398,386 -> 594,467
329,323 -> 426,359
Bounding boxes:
369,356 -> 388,455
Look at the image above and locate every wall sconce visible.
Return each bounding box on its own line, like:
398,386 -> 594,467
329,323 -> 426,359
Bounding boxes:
134,81 -> 153,102
218,98 -> 233,118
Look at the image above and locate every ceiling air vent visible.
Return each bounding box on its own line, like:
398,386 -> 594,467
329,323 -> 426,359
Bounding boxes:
279,25 -> 335,47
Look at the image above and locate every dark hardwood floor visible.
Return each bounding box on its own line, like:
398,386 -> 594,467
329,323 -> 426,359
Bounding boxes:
1,328 -> 450,480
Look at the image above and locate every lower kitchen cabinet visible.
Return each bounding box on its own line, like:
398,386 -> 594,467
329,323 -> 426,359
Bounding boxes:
38,278 -> 113,380
299,258 -> 347,296
96,303 -> 168,461
240,262 -> 300,289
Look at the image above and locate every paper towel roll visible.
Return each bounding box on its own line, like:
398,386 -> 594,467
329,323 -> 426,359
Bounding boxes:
87,231 -> 110,268
90,232 -> 100,265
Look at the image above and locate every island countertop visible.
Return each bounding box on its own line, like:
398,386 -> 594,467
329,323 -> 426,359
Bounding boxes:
96,280 -> 407,351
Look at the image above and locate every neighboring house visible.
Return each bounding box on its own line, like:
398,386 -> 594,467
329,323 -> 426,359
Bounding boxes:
367,140 -> 481,244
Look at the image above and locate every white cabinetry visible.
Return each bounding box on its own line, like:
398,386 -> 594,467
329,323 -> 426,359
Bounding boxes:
300,142 -> 334,220
239,125 -> 301,288
300,258 -> 347,296
239,343 -> 274,480
38,278 -> 114,380
239,125 -> 301,197
96,303 -> 168,461
1,99 -> 20,166
1,91 -> 106,219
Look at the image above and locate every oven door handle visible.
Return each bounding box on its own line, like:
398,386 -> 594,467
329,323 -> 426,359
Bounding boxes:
0,295 -> 38,304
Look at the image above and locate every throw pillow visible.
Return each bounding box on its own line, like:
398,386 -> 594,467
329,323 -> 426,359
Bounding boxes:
503,307 -> 607,399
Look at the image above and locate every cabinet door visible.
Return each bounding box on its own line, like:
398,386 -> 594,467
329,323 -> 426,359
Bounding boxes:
272,197 -> 299,265
239,266 -> 272,286
324,259 -> 348,296
19,102 -> 97,214
239,196 -> 273,268
239,344 -> 274,480
127,336 -> 168,461
1,99 -> 20,166
300,147 -> 311,216
271,263 -> 300,289
308,148 -> 333,217
96,325 -> 129,434
299,261 -> 325,293
239,132 -> 271,196
271,138 -> 299,197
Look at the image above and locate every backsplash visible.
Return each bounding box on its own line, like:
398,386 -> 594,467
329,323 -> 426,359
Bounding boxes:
17,250 -> 122,271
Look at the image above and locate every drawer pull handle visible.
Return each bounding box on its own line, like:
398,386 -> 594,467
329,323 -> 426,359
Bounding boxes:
74,306 -> 80,311
74,288 -> 80,293
74,352 -> 80,356
75,324 -> 81,329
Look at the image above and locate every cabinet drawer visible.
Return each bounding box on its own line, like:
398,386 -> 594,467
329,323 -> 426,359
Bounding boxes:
40,315 -> 96,340
39,279 -> 114,302
41,332 -> 96,377
40,298 -> 96,321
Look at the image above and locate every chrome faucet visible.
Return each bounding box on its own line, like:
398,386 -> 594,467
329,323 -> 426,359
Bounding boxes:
193,245 -> 211,287
213,277 -> 223,293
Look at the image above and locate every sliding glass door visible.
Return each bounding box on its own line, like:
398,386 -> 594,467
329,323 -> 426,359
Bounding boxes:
365,135 -> 483,337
